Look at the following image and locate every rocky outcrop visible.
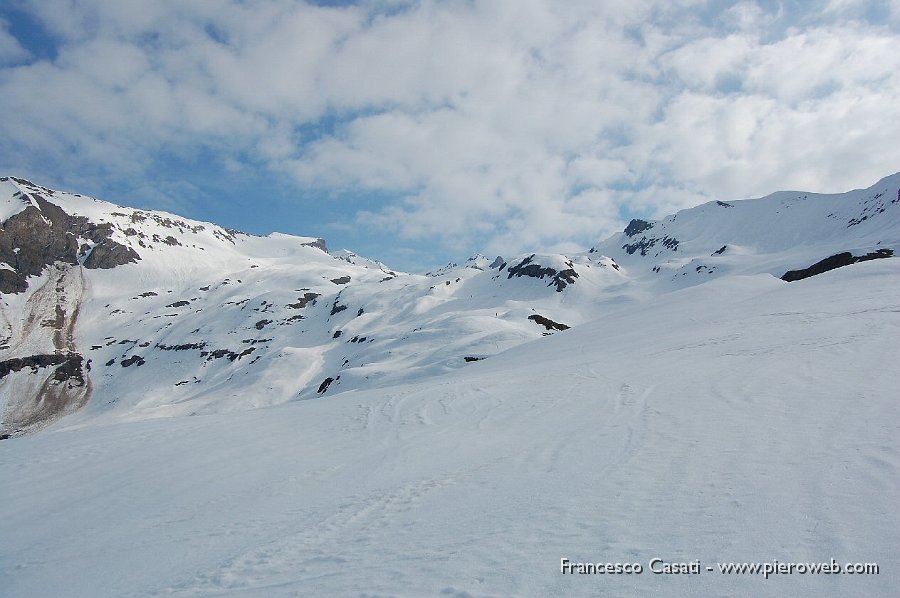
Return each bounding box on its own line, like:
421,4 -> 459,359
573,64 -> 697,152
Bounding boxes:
0,191 -> 139,293
528,314 -> 570,331
781,249 -> 894,282
507,255 -> 579,292
0,353 -> 84,382
624,219 -> 654,237
304,238 -> 328,252
622,234 -> 679,256
0,269 -> 28,294
287,292 -> 319,309
0,352 -> 88,436
82,238 -> 139,269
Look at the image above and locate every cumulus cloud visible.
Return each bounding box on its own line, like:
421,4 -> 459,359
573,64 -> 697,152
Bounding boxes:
1,0 -> 898,265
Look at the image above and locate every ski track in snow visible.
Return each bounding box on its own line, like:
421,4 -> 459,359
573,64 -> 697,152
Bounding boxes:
2,264 -> 897,597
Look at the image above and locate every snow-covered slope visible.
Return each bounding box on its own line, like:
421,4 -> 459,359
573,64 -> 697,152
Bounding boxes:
591,172 -> 900,289
1,259 -> 897,596
0,176 -> 632,434
1,174 -> 898,436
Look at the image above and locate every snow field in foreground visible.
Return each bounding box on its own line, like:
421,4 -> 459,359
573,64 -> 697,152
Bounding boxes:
1,260 -> 898,597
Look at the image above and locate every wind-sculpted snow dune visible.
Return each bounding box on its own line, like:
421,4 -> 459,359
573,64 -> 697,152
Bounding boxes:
2,259 -> 897,596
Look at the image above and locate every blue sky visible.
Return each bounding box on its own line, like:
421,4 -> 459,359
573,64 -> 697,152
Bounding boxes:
1,0 -> 899,272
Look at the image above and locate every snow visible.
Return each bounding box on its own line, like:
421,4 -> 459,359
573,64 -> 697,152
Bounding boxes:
0,178 -> 38,223
1,172 -> 899,595
2,260 -> 898,596
3,172 -> 897,428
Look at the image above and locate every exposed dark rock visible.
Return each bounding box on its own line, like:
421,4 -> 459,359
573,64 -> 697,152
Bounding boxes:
254,319 -> 272,330
303,238 -> 328,252
287,292 -> 319,309
0,196 -> 109,291
0,349 -> 92,435
0,269 -> 28,293
528,314 -> 570,331
331,276 -> 351,285
83,239 -> 140,269
330,301 -> 348,316
333,330 -> 342,338
317,377 -> 335,394
507,255 -> 578,292
156,342 -> 207,351
848,190 -> 898,227
166,300 -> 190,308
120,355 -> 145,367
623,235 -> 679,256
464,356 -> 484,362
0,353 -> 84,385
53,354 -> 85,382
624,219 -> 653,237
203,347 -> 254,362
489,256 -> 505,269
713,245 -> 727,255
357,308 -> 364,316
0,189 -> 139,278
781,249 -> 894,282
207,349 -> 235,360
716,201 -> 734,208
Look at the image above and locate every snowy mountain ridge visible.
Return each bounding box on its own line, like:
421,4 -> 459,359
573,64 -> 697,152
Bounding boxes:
0,173 -> 897,437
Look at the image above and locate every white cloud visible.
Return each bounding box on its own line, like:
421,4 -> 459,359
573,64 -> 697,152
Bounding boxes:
1,0 -> 899,263
0,18 -> 29,64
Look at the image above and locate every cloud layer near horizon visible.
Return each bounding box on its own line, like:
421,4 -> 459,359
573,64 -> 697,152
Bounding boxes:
2,0 -> 899,264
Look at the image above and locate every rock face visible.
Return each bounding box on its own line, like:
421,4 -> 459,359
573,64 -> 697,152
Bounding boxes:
0,184 -> 140,293
82,238 -> 139,269
0,178 -> 140,434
